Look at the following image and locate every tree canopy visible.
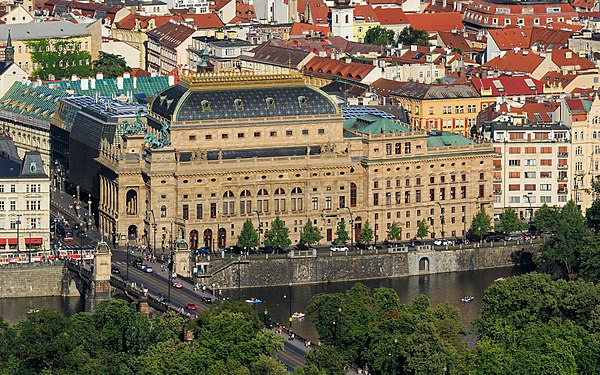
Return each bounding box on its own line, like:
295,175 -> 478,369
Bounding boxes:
470,208 -> 492,240
264,216 -> 291,251
396,27 -> 430,47
238,218 -> 259,249
358,220 -> 374,244
27,38 -> 92,80
334,219 -> 350,245
495,207 -> 526,234
417,219 -> 429,239
364,26 -> 396,45
300,220 -> 323,246
387,222 -> 401,242
0,299 -> 285,374
93,51 -> 130,78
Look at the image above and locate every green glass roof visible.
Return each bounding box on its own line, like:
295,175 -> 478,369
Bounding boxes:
427,130 -> 473,148
343,115 -> 411,134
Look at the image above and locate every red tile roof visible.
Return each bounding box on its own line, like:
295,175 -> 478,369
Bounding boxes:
497,100 -> 558,123
472,75 -> 544,96
572,0 -> 594,10
116,13 -> 224,31
290,22 -> 331,37
304,56 -> 375,81
488,27 -> 573,51
551,49 -> 596,71
405,12 -> 463,32
373,7 -> 408,25
130,68 -> 152,78
437,31 -> 473,52
297,0 -> 329,25
483,50 -> 544,74
147,21 -> 196,48
371,78 -> 407,97
353,5 -> 379,23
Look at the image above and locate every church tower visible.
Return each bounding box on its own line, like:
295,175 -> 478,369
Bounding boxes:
331,0 -> 354,41
4,29 -> 14,64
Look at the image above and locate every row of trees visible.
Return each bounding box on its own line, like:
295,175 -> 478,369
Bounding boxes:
364,26 -> 431,47
0,299 -> 287,374
302,274 -> 600,374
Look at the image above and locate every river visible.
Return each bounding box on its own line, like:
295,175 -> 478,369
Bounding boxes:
0,266 -> 530,340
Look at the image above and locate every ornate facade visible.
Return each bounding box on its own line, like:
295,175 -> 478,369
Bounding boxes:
96,72 -> 494,251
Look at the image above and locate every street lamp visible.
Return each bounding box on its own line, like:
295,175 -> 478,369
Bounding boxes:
574,177 -> 580,211
16,214 -> 21,253
87,194 -> 92,230
253,210 -> 262,252
435,202 -> 445,240
345,207 -> 354,251
147,210 -> 157,257
523,195 -> 533,226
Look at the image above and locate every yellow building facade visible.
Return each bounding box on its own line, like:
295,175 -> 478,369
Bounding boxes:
95,73 -> 494,252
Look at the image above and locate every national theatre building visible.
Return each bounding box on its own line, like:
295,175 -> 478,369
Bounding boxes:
95,72 -> 495,252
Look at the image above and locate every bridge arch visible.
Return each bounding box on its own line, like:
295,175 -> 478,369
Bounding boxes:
419,257 -> 430,271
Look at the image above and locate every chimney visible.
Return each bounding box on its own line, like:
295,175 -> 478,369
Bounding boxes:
565,51 -> 572,59
151,72 -> 157,77
410,45 -> 417,51
345,58 -> 352,63
71,74 -> 78,82
96,72 -> 104,80
429,45 -> 435,52
81,77 -> 89,91
90,78 -> 96,89
123,71 -> 131,79
168,75 -> 175,86
133,76 -> 137,89
117,76 -> 124,90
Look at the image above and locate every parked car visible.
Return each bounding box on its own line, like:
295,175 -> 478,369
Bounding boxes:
131,259 -> 143,268
172,282 -> 183,289
186,303 -> 197,311
197,247 -> 211,255
224,245 -> 245,254
296,242 -> 310,250
201,297 -> 212,304
505,235 -> 519,241
111,265 -> 120,274
434,239 -> 454,246
330,245 -> 348,252
410,240 -> 424,247
77,230 -> 87,238
354,243 -> 369,250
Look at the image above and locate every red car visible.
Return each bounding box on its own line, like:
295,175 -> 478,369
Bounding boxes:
185,303 -> 197,311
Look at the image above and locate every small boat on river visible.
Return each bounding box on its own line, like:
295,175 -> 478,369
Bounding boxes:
245,298 -> 262,304
292,312 -> 305,319
461,296 -> 475,303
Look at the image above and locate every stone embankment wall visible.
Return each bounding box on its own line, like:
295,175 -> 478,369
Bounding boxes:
210,243 -> 535,289
0,265 -> 79,298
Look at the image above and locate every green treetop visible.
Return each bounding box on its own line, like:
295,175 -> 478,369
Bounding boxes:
387,221 -> 401,242
470,208 -> 492,240
237,218 -> 258,249
397,26 -> 430,47
495,207 -> 526,234
27,38 -> 92,80
364,26 -> 396,45
264,216 -> 291,251
358,220 -> 374,244
93,51 -> 130,78
417,219 -> 429,239
335,218 -> 350,245
300,220 -> 323,246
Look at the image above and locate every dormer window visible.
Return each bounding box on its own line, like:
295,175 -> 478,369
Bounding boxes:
266,97 -> 275,109
201,100 -> 211,112
234,98 -> 244,111
298,96 -> 308,108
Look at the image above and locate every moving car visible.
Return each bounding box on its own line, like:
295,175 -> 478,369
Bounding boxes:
197,247 -> 211,255
111,265 -> 120,274
201,297 -> 212,304
185,303 -> 197,311
172,282 -> 183,289
330,245 -> 348,252
144,266 -> 153,273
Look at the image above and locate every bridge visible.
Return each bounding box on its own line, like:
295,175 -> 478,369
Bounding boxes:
63,241 -> 307,370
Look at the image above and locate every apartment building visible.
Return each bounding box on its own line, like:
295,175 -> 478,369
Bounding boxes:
488,121 -> 571,219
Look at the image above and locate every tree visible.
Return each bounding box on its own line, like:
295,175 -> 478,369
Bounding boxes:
533,203 -> 559,233
470,208 -> 492,240
300,220 -> 323,246
495,207 -> 526,234
364,26 -> 396,45
93,51 -> 130,78
536,200 -> 588,278
396,26 -> 430,47
586,199 -> 600,232
417,219 -> 429,239
27,38 -> 93,80
334,218 -> 350,245
238,219 -> 258,250
264,216 -> 291,251
451,47 -> 464,55
387,222 -> 401,242
358,220 -> 373,244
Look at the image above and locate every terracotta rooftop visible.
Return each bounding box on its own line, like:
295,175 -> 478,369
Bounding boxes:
304,56 -> 375,81
437,31 -> 474,52
551,49 -> 596,71
353,5 -> 379,23
297,0 -> 329,25
488,26 -> 573,51
472,75 -> 544,96
373,7 -> 408,25
483,50 -> 544,74
290,22 -> 330,36
389,81 -> 480,99
147,21 -> 196,48
405,12 -> 463,33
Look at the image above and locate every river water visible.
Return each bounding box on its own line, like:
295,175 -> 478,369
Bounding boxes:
1,266 -> 530,340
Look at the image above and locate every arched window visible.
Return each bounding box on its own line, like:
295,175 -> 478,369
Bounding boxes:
350,183 -> 357,207
274,188 -> 286,212
223,191 -> 235,215
240,190 -> 251,214
291,187 -> 303,211
257,189 -> 269,213
160,205 -> 167,217
291,187 -> 302,194
345,14 -> 349,23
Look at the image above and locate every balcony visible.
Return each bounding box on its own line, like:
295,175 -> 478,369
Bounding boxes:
493,190 -> 502,195
558,188 -> 568,194
557,165 -> 568,170
494,166 -> 502,170
557,177 -> 567,182
493,177 -> 502,182
557,152 -> 569,157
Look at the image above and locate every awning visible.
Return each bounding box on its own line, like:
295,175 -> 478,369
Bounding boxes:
25,238 -> 43,245
0,239 -> 7,245
7,238 -> 17,245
